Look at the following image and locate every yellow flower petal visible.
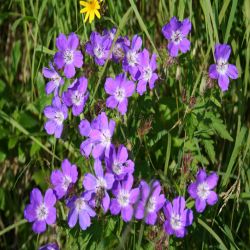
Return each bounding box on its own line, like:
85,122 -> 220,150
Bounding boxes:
84,11 -> 90,23
79,1 -> 88,7
80,7 -> 88,13
89,11 -> 95,23
94,9 -> 101,19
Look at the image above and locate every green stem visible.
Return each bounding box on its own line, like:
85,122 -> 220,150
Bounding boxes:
0,219 -> 27,236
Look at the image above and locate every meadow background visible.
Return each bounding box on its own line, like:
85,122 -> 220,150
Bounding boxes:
0,0 -> 250,249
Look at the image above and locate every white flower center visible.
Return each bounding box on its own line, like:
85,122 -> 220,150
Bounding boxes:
96,177 -> 107,190
75,198 -> 86,212
94,46 -> 104,59
118,189 -> 130,207
71,90 -> 83,106
36,203 -> 48,221
171,30 -> 183,44
216,59 -> 228,75
112,161 -> 123,175
127,50 -> 137,66
52,74 -> 61,87
146,197 -> 156,213
62,175 -> 72,190
101,129 -> 111,147
170,213 -> 182,230
63,49 -> 74,64
54,111 -> 64,125
143,66 -> 152,81
114,87 -> 125,102
197,182 -> 210,200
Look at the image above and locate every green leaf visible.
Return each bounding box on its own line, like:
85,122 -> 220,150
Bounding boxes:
0,151 -> 6,163
202,139 -> 216,163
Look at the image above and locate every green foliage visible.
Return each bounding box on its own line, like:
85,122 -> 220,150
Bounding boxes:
0,0 -> 250,249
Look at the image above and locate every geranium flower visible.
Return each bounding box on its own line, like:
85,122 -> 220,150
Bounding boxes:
162,17 -> 192,57
54,33 -> 83,78
62,76 -> 89,116
188,169 -> 219,213
209,44 -> 238,91
104,73 -> 135,115
80,0 -> 101,23
163,196 -> 193,238
24,188 -> 56,234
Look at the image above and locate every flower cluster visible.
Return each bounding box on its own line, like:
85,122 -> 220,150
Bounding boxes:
23,14 -> 238,247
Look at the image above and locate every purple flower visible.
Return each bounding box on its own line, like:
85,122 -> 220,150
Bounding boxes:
104,73 -> 135,115
67,192 -> 96,230
44,97 -> 68,138
83,160 -> 114,212
42,62 -> 64,95
163,196 -> 193,238
122,35 -> 142,78
24,188 -> 56,234
62,76 -> 89,116
50,159 -> 78,199
188,169 -> 219,213
110,174 -> 139,222
112,36 -> 130,62
209,44 -> 238,91
135,180 -> 166,225
39,243 -> 59,250
137,49 -> 158,95
54,33 -> 83,78
79,112 -> 115,159
103,27 -> 117,41
162,17 -> 192,57
86,31 -> 112,66
105,145 -> 134,181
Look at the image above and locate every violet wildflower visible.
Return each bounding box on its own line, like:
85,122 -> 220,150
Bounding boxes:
62,76 -> 89,116
79,112 -> 115,159
39,243 -> 59,250
122,35 -> 142,78
83,160 -> 114,212
209,44 -> 238,91
110,174 -> 139,222
67,192 -> 96,230
105,145 -> 134,181
86,31 -> 112,66
137,49 -> 158,95
135,180 -> 166,225
24,188 -> 56,234
44,96 -> 68,138
104,73 -> 135,115
163,196 -> 193,238
103,27 -> 117,41
162,17 -> 192,57
42,62 -> 64,95
188,169 -> 219,213
50,159 -> 78,199
54,33 -> 83,78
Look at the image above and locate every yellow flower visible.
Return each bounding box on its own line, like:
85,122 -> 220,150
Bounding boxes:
80,0 -> 102,23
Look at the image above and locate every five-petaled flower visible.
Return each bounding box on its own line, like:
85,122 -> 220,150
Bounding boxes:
42,62 -> 64,95
80,0 -> 101,23
24,188 -> 56,234
188,169 -> 219,213
54,33 -> 83,78
135,180 -> 166,225
67,192 -> 96,230
83,160 -> 114,212
163,196 -> 193,238
62,76 -> 89,116
50,159 -> 78,199
44,96 -> 68,138
104,73 -> 135,115
110,174 -> 139,222
209,44 -> 238,91
162,17 -> 192,57
137,49 -> 158,95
